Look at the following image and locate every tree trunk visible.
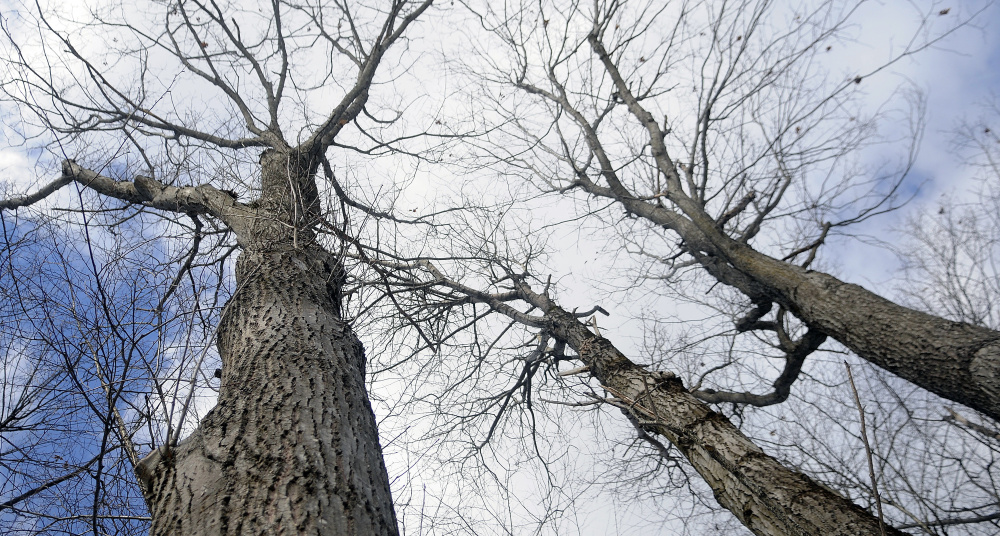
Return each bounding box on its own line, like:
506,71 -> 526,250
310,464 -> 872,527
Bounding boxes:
515,285 -> 905,536
135,149 -> 399,535
627,193 -> 1000,422
720,241 -> 1000,423
574,45 -> 1000,422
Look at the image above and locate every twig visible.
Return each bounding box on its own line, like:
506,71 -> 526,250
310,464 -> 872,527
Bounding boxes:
845,362 -> 887,536
944,406 -> 1000,441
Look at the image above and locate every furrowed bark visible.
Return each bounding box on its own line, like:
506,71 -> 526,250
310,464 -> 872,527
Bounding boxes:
517,285 -> 904,536
595,181 -> 1000,422
720,240 -> 1000,423
134,149 -> 399,536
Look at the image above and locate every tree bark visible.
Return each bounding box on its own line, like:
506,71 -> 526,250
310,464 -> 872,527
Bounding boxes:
136,246 -> 398,535
517,285 -> 904,536
135,149 -> 399,535
597,175 -> 1000,423
719,240 -> 1000,423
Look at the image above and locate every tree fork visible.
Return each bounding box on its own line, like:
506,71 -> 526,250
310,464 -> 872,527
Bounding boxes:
719,240 -> 1000,423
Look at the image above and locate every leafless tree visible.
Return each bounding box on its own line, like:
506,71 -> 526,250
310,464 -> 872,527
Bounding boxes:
391,0 -> 999,533
897,104 -> 1000,331
1,0 -> 436,534
458,0 -> 1000,422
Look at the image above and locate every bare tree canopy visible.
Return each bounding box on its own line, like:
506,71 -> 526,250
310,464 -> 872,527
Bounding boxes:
2,0 -> 999,535
455,0 -> 1000,420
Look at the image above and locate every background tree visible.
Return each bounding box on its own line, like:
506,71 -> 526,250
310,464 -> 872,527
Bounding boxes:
897,106 -> 1000,330
364,0 -> 999,533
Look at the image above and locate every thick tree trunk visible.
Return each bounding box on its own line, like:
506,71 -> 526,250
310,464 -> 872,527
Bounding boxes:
137,246 -> 398,535
519,286 -> 904,536
626,191 -> 1000,421
135,148 -> 399,535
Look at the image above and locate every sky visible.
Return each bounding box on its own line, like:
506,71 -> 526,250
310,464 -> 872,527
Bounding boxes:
817,2 -> 1000,283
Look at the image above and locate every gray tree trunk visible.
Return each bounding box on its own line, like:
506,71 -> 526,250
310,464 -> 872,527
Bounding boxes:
516,285 -> 905,536
135,150 -> 399,535
627,196 -> 1000,422
719,239 -> 1000,423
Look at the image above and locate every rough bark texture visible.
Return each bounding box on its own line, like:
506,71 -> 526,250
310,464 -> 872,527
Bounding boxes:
721,241 -> 1000,423
136,246 -> 398,535
617,188 -> 1000,423
135,149 -> 399,535
518,287 -> 904,536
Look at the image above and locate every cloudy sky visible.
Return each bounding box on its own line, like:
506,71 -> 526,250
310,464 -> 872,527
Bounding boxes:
819,1 -> 1000,282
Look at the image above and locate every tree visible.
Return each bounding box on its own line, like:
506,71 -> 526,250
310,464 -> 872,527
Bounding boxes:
400,258 -> 907,534
897,105 -> 1000,331
412,0 -> 1000,532
1,0 -> 432,534
458,0 -> 1000,423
